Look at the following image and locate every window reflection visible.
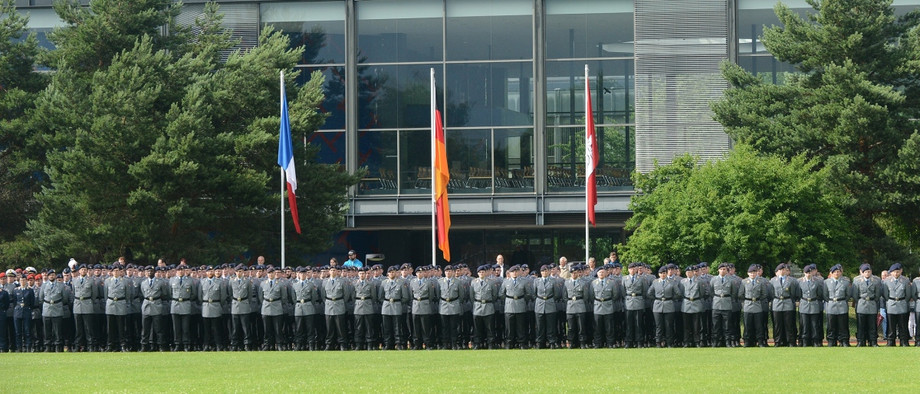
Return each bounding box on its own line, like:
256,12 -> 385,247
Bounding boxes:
546,126 -> 634,192
446,62 -> 533,127
357,131 -> 398,194
546,60 -> 633,126
445,0 -> 532,61
357,0 -> 443,63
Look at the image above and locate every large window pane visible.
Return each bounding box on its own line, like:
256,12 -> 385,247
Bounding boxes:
546,60 -> 633,126
446,62 -> 533,127
445,0 -> 532,61
399,130 -> 432,194
445,129 -> 492,193
296,66 -> 346,130
546,0 -> 633,59
546,126 -> 633,192
358,64 -> 443,129
261,1 -> 346,64
495,128 -> 534,193
357,0 -> 443,63
307,131 -> 345,166
357,131 -> 398,194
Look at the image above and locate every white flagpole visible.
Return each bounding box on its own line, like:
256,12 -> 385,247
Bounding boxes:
431,68 -> 437,267
585,65 -> 590,264
280,71 -> 286,269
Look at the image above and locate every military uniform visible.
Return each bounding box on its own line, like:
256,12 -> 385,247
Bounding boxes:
592,275 -> 620,348
469,272 -> 496,349
352,276 -> 378,350
824,272 -> 852,346
852,269 -> 882,346
709,272 -> 736,347
769,271 -> 800,347
321,275 -> 352,350
738,269 -> 768,347
798,270 -> 825,346
229,274 -> 254,350
650,273 -> 680,347
532,273 -> 559,349
380,272 -> 410,349
140,274 -> 170,351
882,266 -> 911,346
437,274 -> 465,349
104,275 -> 132,351
622,270 -> 648,347
260,276 -> 290,350
38,278 -> 72,351
291,275 -> 320,350
199,276 -> 229,350
72,273 -> 97,351
12,285 -> 34,351
499,270 -> 532,349
170,274 -> 197,351
563,271 -> 590,348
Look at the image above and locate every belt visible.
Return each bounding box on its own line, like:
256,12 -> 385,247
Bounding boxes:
569,296 -> 583,301
862,297 -> 876,301
414,297 -> 426,301
18,303 -> 26,307
684,297 -> 697,301
358,296 -> 370,301
889,297 -> 905,301
234,297 -> 248,302
628,293 -> 639,297
804,298 -> 816,302
506,296 -> 522,300
297,300 -> 309,304
595,298 -> 610,302
264,298 -> 278,302
145,297 -> 160,301
78,296 -> 91,301
831,298 -> 844,302
538,296 -> 552,300
387,298 -> 400,303
475,299 -> 492,303
777,296 -> 787,300
205,300 -> 220,303
716,294 -> 731,298
44,298 -> 62,304
658,297 -> 673,302
107,297 -> 123,301
744,298 -> 759,302
173,298 -> 189,302
326,297 -> 342,302
441,297 -> 457,302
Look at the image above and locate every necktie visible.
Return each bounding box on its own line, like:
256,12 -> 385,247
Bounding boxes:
631,276 -> 635,284
270,280 -> 274,287
180,277 -> 183,286
149,279 -> 153,288
80,277 -> 84,285
602,279 -> 606,287
780,277 -> 784,286
721,277 -> 724,284
690,278 -> 693,285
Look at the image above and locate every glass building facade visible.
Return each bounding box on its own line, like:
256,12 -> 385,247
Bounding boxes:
18,0 -> 920,264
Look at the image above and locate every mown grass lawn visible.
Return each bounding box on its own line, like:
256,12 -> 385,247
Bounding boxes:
1,348 -> 913,392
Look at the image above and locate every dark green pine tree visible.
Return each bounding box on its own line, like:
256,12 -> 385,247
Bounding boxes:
28,1 -> 360,265
711,0 -> 920,267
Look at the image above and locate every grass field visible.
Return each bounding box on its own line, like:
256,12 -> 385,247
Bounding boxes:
1,348 -> 915,392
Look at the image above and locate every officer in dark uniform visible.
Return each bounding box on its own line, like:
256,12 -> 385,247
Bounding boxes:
12,276 -> 35,352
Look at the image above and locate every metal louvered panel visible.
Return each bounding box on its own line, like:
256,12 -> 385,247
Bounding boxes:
176,3 -> 260,61
634,0 -> 733,173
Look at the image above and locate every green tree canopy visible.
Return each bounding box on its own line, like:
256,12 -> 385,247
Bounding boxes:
623,146 -> 854,273
24,1 -> 360,265
711,0 -> 920,268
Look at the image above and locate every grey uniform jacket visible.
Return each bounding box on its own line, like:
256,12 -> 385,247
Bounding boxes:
532,277 -> 559,314
380,278 -> 409,316
352,280 -> 378,315
322,278 -> 352,316
709,275 -> 736,311
259,279 -> 290,316
104,277 -> 131,316
438,278 -> 465,315
469,278 -> 496,316
500,278 -> 532,314
38,281 -> 71,318
592,278 -> 620,315
914,278 -> 920,313
769,276 -> 800,312
199,278 -> 228,318
292,279 -> 320,316
853,276 -> 882,314
882,276 -> 912,314
798,278 -> 825,314
409,278 -> 437,315
72,276 -> 97,314
649,278 -> 680,313
170,276 -> 197,315
140,278 -> 169,316
825,277 -> 852,315
680,277 -> 707,313
622,275 -> 648,311
739,277 -> 768,313
92,277 -> 105,314
230,277 -> 254,315
563,278 -> 589,314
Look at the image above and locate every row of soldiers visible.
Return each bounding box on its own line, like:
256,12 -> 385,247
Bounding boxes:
1,257 -> 918,352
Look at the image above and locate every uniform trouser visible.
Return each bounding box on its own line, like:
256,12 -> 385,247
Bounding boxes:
440,314 -> 460,347
730,310 -> 742,343
504,312 -> 526,347
63,316 -> 75,347
202,317 -> 222,349
172,314 -> 191,347
742,312 -> 765,346
800,313 -> 822,345
887,313 -> 909,345
856,313 -> 877,344
32,317 -> 42,348
566,313 -> 587,346
826,313 -> 849,345
93,312 -> 105,345
682,312 -> 701,346
654,312 -> 676,346
711,309 -> 731,344
625,309 -> 644,345
555,310 -> 567,344
325,314 -> 346,347
644,308 -> 655,344
190,314 -> 202,348
250,312 -> 264,345
141,314 -> 166,347
345,312 -> 355,346
5,317 -> 13,349
701,309 -> 712,344
412,314 -> 433,348
294,315 -> 315,347
472,314 -> 493,347
42,316 -> 62,349
461,312 -> 473,345
128,313 -> 141,347
354,314 -> 374,347
772,310 -> 796,346
613,310 -> 625,343
593,313 -> 614,347
231,313 -> 252,347
0,317 -> 6,351
381,314 -> 402,348
13,316 -> 30,349
535,312 -> 557,346
493,310 -> 504,344
583,311 -> 594,345
106,314 -> 126,349
263,314 -> 284,347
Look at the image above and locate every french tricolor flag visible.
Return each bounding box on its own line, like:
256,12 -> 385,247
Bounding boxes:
278,72 -> 301,234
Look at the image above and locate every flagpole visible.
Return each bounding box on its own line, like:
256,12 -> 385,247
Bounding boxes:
585,64 -> 590,264
280,71 -> 286,269
430,68 -> 437,267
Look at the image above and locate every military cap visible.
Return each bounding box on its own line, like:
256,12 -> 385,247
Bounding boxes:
685,264 -> 696,272
46,269 -> 56,275
522,264 -> 529,270
92,264 -> 102,270
889,263 -> 902,272
156,266 -> 166,271
510,265 -> 522,272
63,267 -> 72,274
717,262 -> 730,269
387,266 -> 399,273
859,263 -> 871,272
829,264 -> 843,273
803,264 -> 816,273
747,264 -> 758,273
611,263 -> 622,269
400,263 -> 412,269
143,265 -> 153,271
372,264 -> 383,270
539,265 -> 549,272
658,266 -> 668,274
177,264 -> 188,270
267,267 -> 277,273
295,267 -> 306,273
491,264 -> 500,270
